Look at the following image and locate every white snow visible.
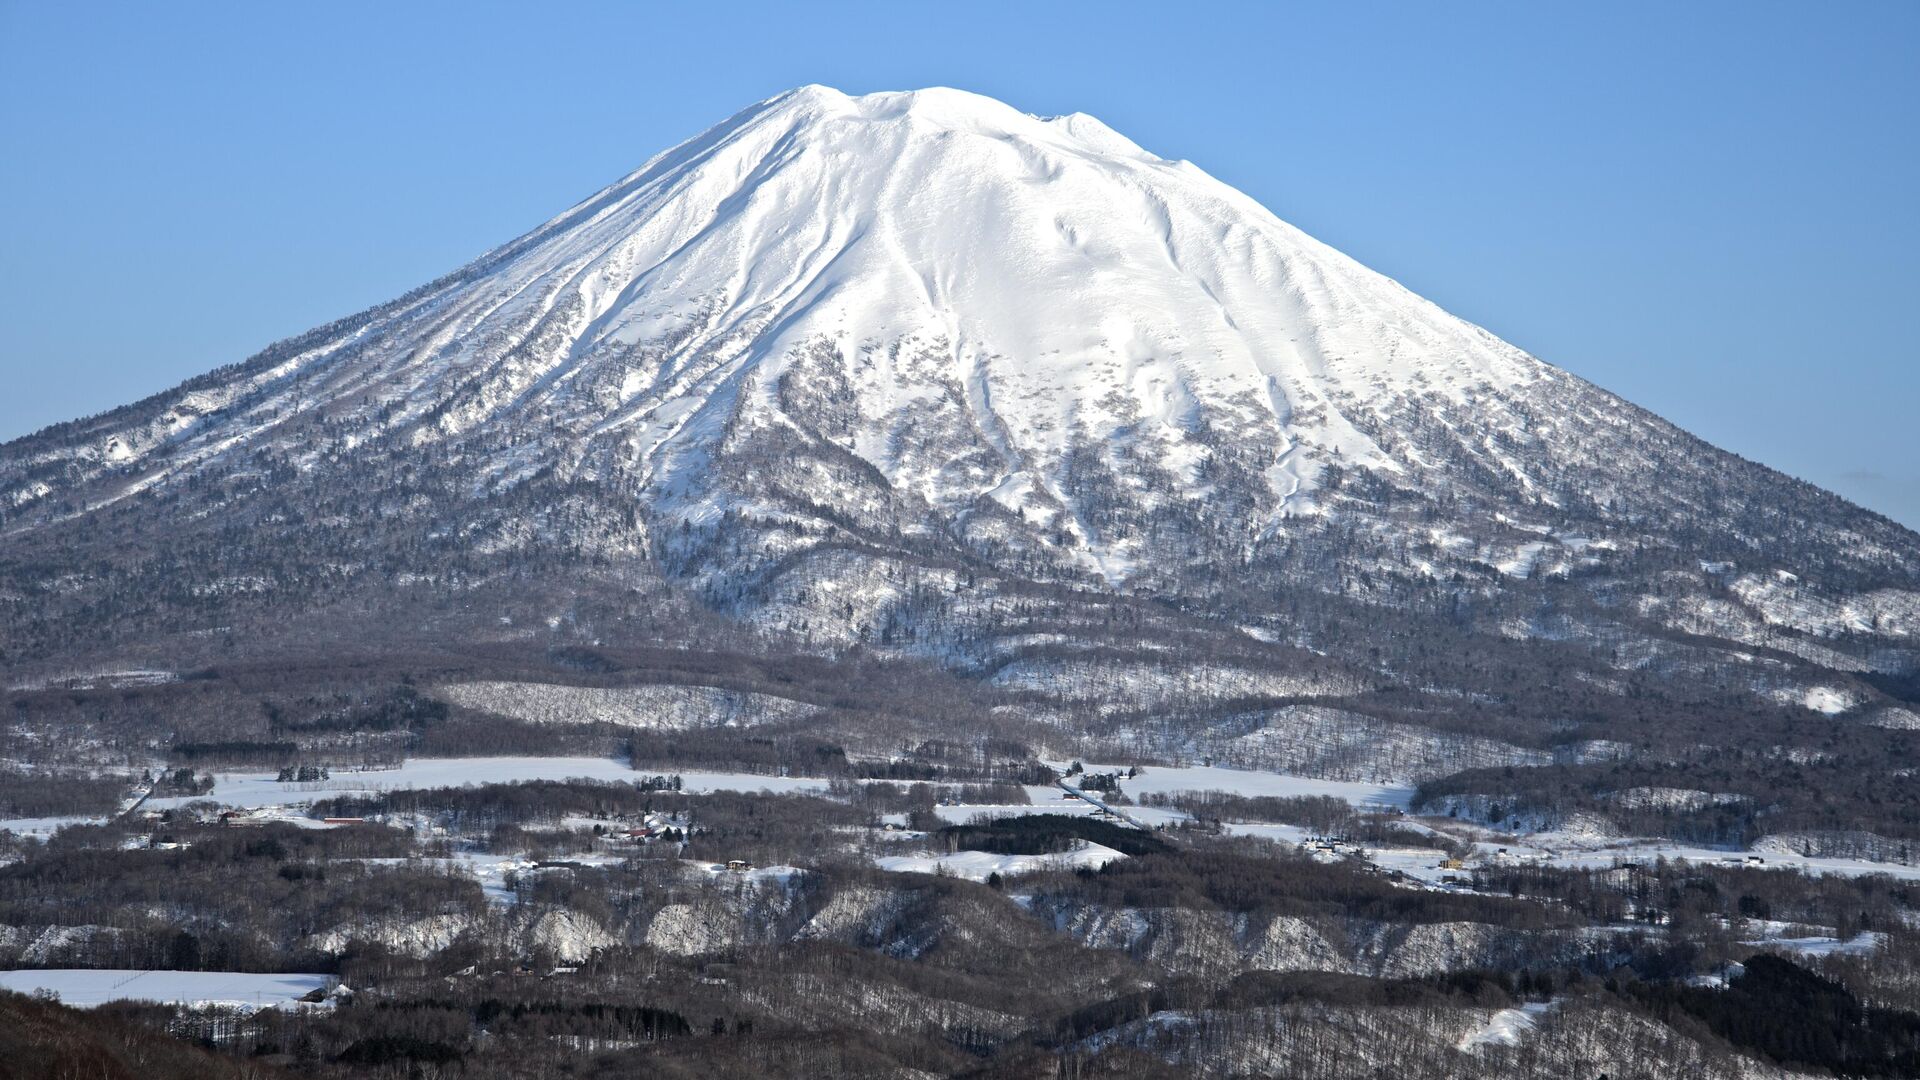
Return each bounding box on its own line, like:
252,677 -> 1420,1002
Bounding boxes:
307,913 -> 475,957
13,84 -> 1563,565
663,770 -> 833,796
1099,763 -> 1415,810
6,669 -> 178,692
1221,821 -> 1314,845
1458,1000 -> 1556,1050
1729,575 -> 1920,640
1494,541 -> 1553,579
690,860 -> 808,886
1867,707 -> 1920,730
1799,686 -> 1855,715
143,756 -> 831,813
932,786 -> 1190,829
1428,830 -> 1920,885
875,840 -> 1126,881
433,681 -> 818,729
1742,930 -> 1885,957
0,814 -> 97,838
1224,808 -> 1920,889
0,969 -> 331,1010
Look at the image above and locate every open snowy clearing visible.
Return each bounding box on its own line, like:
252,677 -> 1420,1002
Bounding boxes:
932,785 -> 1191,829
142,757 -> 832,814
1742,931 -> 1885,957
643,769 -> 831,796
1376,829 -> 1920,887
0,814 -> 98,838
1225,817 -> 1920,890
690,860 -> 807,886
876,840 -> 1126,881
1458,1000 -> 1556,1050
1483,832 -> 1920,884
1091,763 -> 1415,809
0,969 -> 331,1009
1222,821 -> 1315,846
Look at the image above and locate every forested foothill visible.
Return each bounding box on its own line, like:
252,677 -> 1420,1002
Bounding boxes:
0,635 -> 1915,1077
2,653 -> 1918,1077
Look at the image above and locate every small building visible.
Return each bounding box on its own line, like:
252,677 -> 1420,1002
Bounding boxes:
726,859 -> 753,872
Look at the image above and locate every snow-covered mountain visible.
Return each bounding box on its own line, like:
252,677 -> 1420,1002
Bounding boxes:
4,86 -> 1917,740
11,86 -> 1539,548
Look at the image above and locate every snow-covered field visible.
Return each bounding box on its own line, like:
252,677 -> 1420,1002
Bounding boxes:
690,860 -> 807,886
1222,821 -> 1314,846
1098,763 -> 1415,809
1485,833 -> 1920,883
931,802 -> 1046,826
657,769 -> 831,796
876,840 -> 1126,881
32,747 -> 1920,896
1742,930 -> 1885,957
0,814 -> 97,837
1227,816 -> 1920,889
143,757 -> 832,813
932,785 -> 1190,829
945,766 -> 1919,888
0,969 -> 331,1009
434,681 -> 818,729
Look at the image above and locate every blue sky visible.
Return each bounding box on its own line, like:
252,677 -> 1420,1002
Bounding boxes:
3,1 -> 1916,526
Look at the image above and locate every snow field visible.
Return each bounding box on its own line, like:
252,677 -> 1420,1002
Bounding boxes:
0,969 -> 331,1010
142,756 -> 833,814
0,814 -> 97,837
1085,762 -> 1416,809
1740,930 -> 1884,957
875,841 -> 1127,882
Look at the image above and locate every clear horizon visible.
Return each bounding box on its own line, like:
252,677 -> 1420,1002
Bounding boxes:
2,1 -> 1915,527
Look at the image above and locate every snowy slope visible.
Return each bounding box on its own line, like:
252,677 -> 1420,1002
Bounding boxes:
2,84 -> 1916,729
0,85 -> 1553,561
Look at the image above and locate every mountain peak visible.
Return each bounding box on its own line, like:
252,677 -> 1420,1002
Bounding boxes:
747,84 -> 1159,164
3,87 -> 1914,646
0,87 -> 1721,574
